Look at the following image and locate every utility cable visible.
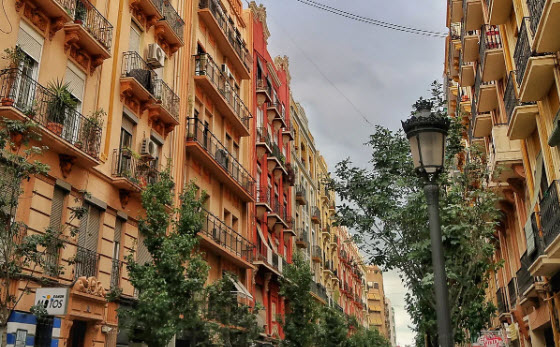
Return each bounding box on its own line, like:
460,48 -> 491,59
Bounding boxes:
294,0 -> 447,38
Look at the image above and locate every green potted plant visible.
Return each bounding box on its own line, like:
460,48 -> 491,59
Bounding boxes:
1,46 -> 26,106
2,118 -> 35,149
46,80 -> 76,136
74,0 -> 87,24
80,108 -> 104,157
23,100 -> 37,119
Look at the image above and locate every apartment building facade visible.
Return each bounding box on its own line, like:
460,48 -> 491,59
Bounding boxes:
445,0 -> 560,345
365,265 -> 388,337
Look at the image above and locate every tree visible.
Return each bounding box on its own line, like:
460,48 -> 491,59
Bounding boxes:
330,81 -> 500,344
347,324 -> 391,347
121,172 -> 209,347
0,118 -> 86,340
315,306 -> 348,347
279,251 -> 319,347
205,272 -> 262,346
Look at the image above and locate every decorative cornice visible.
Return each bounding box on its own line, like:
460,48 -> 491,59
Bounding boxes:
249,2 -> 270,43
274,55 -> 291,86
267,62 -> 282,87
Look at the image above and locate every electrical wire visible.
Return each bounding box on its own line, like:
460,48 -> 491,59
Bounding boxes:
294,0 -> 447,38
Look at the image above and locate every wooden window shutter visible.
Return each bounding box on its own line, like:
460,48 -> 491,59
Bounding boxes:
78,203 -> 100,252
137,232 -> 152,264
49,187 -> 66,232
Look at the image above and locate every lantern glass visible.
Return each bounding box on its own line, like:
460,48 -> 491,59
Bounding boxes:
417,130 -> 446,173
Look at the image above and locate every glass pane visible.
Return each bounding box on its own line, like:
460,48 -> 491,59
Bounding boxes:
418,132 -> 445,173
408,135 -> 421,170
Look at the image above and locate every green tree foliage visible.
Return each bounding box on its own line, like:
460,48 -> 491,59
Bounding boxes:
347,324 -> 391,347
280,252 -> 319,347
205,272 -> 262,346
316,306 -> 348,347
0,118 -> 86,330
330,82 -> 500,344
121,174 -> 209,347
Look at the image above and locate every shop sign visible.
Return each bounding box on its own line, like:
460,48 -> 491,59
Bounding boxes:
34,287 -> 69,315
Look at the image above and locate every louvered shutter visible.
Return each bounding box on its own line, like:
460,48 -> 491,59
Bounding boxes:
85,206 -> 100,252
49,187 -> 66,232
17,24 -> 43,63
64,64 -> 85,102
137,232 -> 152,264
129,24 -> 141,53
77,203 -> 89,248
113,217 -> 122,259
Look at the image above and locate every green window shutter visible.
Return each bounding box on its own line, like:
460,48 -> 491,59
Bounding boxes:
46,187 -> 67,275
85,205 -> 100,252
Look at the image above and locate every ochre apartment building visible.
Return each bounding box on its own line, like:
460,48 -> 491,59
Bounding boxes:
0,0 -> 380,345
445,0 -> 560,345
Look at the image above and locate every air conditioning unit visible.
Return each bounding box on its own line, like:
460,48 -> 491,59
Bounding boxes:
140,138 -> 158,159
147,43 -> 165,68
222,64 -> 232,78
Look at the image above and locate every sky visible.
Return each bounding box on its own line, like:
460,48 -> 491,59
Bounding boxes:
258,0 -> 447,345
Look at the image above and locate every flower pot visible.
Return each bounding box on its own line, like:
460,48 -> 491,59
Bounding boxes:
9,132 -> 23,148
74,19 -> 83,24
47,122 -> 64,136
1,98 -> 15,106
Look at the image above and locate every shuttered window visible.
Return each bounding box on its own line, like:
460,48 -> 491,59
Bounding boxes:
78,203 -> 100,252
17,22 -> 43,63
113,218 -> 122,259
64,63 -> 86,102
129,23 -> 141,53
136,232 -> 152,264
46,187 -> 67,275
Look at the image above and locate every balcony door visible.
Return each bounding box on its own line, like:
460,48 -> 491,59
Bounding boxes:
118,122 -> 134,176
62,63 -> 85,144
13,22 -> 42,111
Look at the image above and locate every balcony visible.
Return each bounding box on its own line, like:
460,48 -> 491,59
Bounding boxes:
517,252 -> 537,300
63,0 -> 113,72
282,122 -> 294,143
459,58 -> 475,86
311,206 -> 321,224
295,184 -> 307,205
198,0 -> 252,79
254,242 -> 284,276
310,281 -> 328,302
185,118 -> 254,201
312,246 -> 322,263
541,181 -> 560,254
120,51 -> 157,111
255,186 -> 272,220
488,125 -> 523,182
15,0 -> 75,37
487,0 -> 513,24
504,71 -> 538,140
129,0 -> 164,28
194,54 -> 251,136
154,0 -> 184,54
296,229 -> 309,249
267,143 -> 286,178
148,79 -> 180,129
475,66 -> 498,113
528,0 -> 560,53
256,79 -> 272,105
458,87 -> 472,116
267,102 -> 287,131
110,259 -> 123,288
496,288 -> 507,316
283,217 -> 296,237
0,69 -> 102,167
268,199 -> 289,230
111,148 -> 160,192
479,25 -> 506,82
463,0 -> 484,32
199,209 -> 254,268
461,26 -> 480,63
74,246 -> 98,279
514,17 -> 556,102
448,40 -> 460,81
472,109 -> 492,138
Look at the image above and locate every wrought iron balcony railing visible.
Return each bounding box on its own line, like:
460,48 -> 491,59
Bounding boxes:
296,229 -> 309,246
186,118 -> 254,197
514,18 -> 532,87
0,69 -> 102,159
111,148 -> 160,187
311,206 -> 321,221
198,0 -> 253,72
527,0 -> 545,35
161,0 -> 184,42
296,184 -> 307,199
312,245 -> 322,259
450,22 -> 461,40
256,186 -> 271,205
517,252 -> 534,296
540,180 -> 560,248
74,0 -> 113,50
507,277 -> 518,308
194,54 -> 251,129
504,71 -> 537,124
200,208 -> 254,262
496,287 -> 507,313
153,79 -> 180,121
271,199 -> 288,222
474,65 -> 495,104
74,245 -> 98,279
479,25 -> 503,67
121,51 -> 156,93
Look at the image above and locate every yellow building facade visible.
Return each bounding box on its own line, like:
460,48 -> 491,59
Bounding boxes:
445,0 -> 560,345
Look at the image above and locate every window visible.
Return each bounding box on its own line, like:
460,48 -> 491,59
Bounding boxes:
62,62 -> 86,143
34,317 -> 54,347
75,202 -> 102,278
373,282 -> 379,289
129,22 -> 141,54
118,116 -> 135,175
46,186 -> 69,275
15,329 -> 27,347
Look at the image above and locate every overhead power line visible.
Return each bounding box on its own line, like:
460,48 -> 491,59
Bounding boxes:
294,0 -> 447,38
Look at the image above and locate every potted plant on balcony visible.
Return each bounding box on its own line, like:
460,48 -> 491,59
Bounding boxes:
46,80 -> 76,136
1,118 -> 35,149
1,46 -> 26,106
74,0 -> 87,24
78,108 -> 104,157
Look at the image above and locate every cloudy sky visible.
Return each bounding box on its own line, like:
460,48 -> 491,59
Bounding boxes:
259,0 -> 447,344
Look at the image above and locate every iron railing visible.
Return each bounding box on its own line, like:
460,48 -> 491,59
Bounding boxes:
474,65 -> 495,105
256,78 -> 272,97
504,71 -> 537,124
527,0 -> 545,35
200,208 -> 254,262
310,281 -> 328,301
194,53 -> 251,129
528,212 -> 545,264
198,0 -> 253,71
311,206 -> 321,222
0,69 -> 102,159
59,0 -> 77,17
507,277 -> 518,308
541,180 -> 560,248
111,148 -> 160,187
153,79 -> 180,121
514,18 -> 531,87
110,259 -> 122,288
161,0 -> 184,42
450,22 -> 461,40
296,229 -> 309,247
256,186 -> 271,206
496,287 -> 507,313
312,245 -> 322,260
256,127 -> 272,150
269,142 -> 285,165
186,118 -> 254,197
296,184 -> 307,202
74,246 -> 98,279
271,199 -> 288,222
517,252 -> 534,296
479,25 -> 503,67
74,0 -> 113,50
121,51 -> 156,94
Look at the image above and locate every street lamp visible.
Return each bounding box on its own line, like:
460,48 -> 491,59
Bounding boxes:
402,99 -> 453,347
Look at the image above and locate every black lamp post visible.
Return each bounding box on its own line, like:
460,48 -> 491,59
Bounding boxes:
402,100 -> 453,347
